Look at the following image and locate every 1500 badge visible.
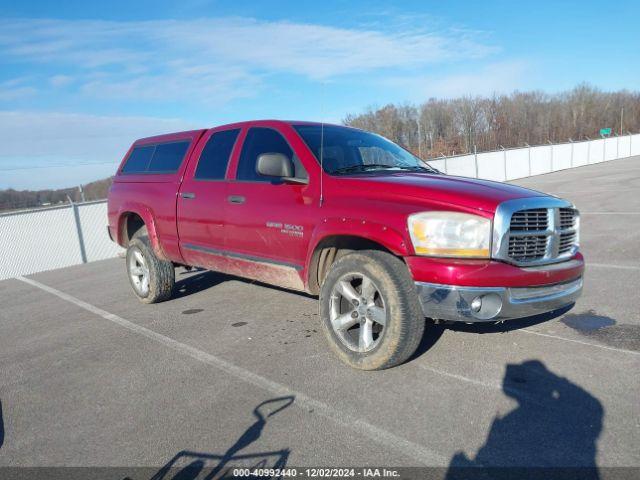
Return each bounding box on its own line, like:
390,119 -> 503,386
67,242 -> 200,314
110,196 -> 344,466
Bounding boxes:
266,221 -> 304,238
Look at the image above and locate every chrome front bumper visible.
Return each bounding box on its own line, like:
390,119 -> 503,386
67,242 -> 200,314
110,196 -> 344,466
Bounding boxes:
415,277 -> 583,323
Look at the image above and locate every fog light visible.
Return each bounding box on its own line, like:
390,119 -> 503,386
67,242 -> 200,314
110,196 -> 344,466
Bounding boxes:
469,293 -> 503,320
471,296 -> 482,312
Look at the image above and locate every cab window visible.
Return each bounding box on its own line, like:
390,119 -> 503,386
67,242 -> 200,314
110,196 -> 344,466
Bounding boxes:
236,127 -> 307,182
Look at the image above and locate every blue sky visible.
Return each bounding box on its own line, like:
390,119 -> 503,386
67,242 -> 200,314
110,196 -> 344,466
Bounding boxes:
1,0 -> 639,189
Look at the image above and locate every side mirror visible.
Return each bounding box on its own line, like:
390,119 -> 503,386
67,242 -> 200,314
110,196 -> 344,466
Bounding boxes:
256,153 -> 293,178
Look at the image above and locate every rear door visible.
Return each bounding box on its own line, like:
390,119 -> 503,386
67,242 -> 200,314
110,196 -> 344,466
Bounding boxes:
177,127 -> 241,267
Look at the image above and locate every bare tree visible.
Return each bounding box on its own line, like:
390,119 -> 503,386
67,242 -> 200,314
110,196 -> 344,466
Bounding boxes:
343,84 -> 640,159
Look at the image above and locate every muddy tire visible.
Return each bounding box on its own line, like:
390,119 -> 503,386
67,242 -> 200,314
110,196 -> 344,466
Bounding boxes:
319,250 -> 425,370
125,232 -> 175,304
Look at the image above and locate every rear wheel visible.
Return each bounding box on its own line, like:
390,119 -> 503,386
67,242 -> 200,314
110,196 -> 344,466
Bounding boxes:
126,232 -> 175,304
320,250 -> 425,370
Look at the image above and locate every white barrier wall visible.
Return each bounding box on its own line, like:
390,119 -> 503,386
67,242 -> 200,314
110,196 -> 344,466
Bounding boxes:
0,201 -> 122,280
604,137 -> 617,161
478,151 -> 505,181
445,154 -> 476,177
505,148 -> 529,180
632,135 -> 640,156
553,143 -> 572,171
572,142 -> 589,167
428,133 -> 640,181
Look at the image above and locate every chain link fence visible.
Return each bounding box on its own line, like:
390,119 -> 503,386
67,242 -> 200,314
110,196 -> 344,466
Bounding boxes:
0,200 -> 122,280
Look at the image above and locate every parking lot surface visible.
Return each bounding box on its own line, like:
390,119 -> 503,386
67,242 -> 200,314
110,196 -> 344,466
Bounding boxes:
0,157 -> 639,477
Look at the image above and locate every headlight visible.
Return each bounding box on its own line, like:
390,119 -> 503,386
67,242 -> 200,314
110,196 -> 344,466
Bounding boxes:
408,211 -> 491,258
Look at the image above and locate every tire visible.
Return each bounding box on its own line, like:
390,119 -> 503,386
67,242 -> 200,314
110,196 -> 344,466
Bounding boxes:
125,231 -> 175,304
319,250 -> 425,370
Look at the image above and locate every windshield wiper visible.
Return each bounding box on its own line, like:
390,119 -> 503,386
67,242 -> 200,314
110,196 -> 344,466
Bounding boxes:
393,165 -> 440,174
330,164 -> 400,175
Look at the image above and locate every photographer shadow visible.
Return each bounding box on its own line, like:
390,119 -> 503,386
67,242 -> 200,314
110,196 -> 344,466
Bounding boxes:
445,360 -> 603,480
147,396 -> 294,480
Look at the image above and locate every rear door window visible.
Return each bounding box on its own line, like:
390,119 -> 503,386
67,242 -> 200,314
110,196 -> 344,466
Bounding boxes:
147,141 -> 190,173
121,145 -> 155,174
121,141 -> 190,174
195,129 -> 240,180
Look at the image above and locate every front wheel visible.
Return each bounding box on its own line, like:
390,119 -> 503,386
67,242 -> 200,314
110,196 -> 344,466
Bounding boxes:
319,250 -> 425,370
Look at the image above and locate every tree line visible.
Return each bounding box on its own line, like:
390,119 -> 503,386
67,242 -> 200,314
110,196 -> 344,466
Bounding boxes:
343,84 -> 640,158
0,177 -> 113,212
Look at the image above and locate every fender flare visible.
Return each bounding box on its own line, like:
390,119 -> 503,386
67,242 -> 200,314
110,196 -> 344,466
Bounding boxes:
116,203 -> 166,259
304,218 -> 411,286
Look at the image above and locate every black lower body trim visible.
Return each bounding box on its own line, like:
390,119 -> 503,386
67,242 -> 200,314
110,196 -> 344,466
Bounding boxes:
183,243 -> 303,271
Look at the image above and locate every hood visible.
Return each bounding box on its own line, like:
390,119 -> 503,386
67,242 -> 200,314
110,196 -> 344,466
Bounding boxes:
339,172 -> 547,213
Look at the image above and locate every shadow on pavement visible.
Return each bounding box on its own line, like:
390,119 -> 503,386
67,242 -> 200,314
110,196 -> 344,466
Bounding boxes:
409,321 -> 446,361
173,269 -> 315,300
442,304 -> 574,334
445,360 -> 603,480
173,271 -> 228,299
141,396 -> 294,480
409,307 -> 572,362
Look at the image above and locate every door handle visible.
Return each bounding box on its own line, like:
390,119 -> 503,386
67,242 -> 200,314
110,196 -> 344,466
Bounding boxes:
180,192 -> 196,199
227,195 -> 245,204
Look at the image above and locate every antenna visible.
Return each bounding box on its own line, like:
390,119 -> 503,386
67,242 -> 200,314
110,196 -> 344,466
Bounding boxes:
319,81 -> 325,207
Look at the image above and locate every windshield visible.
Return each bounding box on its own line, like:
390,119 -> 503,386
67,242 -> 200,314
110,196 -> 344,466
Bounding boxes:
293,125 -> 439,175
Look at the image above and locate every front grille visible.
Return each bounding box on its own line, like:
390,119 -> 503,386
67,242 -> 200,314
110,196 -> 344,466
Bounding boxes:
508,235 -> 548,261
508,208 -> 549,261
559,231 -> 577,254
510,208 -> 548,231
504,205 -> 579,265
559,208 -> 577,229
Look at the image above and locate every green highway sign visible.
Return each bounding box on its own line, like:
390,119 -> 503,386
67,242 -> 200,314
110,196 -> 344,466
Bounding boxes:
600,128 -> 612,136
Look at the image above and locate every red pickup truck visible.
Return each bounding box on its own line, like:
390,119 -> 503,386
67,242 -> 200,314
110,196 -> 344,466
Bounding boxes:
107,120 -> 584,370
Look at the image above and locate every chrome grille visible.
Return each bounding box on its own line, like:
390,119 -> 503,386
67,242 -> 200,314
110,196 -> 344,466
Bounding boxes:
559,231 -> 577,254
510,209 -> 548,231
559,208 -> 577,229
508,235 -> 548,261
495,199 -> 580,266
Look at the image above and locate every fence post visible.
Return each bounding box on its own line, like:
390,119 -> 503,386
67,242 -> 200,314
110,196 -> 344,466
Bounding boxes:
569,138 -> 574,167
525,143 -> 531,176
548,140 -> 554,170
442,154 -> 448,174
500,145 -> 507,181
473,145 -> 478,178
585,136 -> 590,164
69,199 -> 88,264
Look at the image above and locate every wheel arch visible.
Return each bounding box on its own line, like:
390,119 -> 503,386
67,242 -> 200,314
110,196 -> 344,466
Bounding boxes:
306,230 -> 408,295
116,207 -> 165,259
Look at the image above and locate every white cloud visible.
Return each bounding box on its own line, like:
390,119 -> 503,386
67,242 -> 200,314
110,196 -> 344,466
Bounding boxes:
0,110 -> 198,188
0,77 -> 37,101
0,110 -> 194,164
0,17 -> 496,104
49,74 -> 73,87
0,85 -> 37,101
